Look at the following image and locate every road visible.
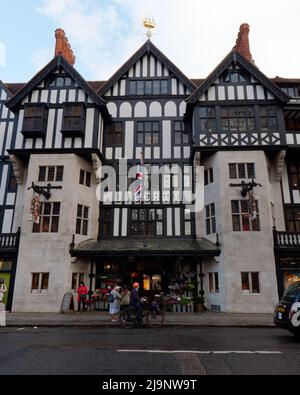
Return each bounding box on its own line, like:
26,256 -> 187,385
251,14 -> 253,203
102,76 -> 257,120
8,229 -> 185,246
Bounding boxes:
0,326 -> 299,375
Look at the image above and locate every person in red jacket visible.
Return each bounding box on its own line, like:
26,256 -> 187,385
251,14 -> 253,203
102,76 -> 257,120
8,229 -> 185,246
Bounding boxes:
77,281 -> 88,312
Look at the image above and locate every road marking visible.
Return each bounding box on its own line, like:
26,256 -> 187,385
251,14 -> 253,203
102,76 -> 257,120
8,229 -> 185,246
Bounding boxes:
117,350 -> 282,355
16,328 -> 25,331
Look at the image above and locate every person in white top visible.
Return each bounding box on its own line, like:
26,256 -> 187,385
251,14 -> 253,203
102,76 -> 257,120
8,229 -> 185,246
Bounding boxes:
0,279 -> 7,303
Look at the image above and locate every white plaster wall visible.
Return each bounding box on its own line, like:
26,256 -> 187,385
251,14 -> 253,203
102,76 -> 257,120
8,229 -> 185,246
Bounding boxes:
197,151 -> 283,313
12,154 -> 99,312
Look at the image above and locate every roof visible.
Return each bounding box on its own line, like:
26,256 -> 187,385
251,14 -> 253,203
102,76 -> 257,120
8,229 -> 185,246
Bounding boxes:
6,56 -> 109,119
97,39 -> 197,96
187,50 -> 290,104
271,77 -> 300,85
70,238 -> 221,258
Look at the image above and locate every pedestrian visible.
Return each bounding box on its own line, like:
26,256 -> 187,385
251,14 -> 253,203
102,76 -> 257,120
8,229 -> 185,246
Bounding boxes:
109,285 -> 121,322
77,281 -> 88,312
0,279 -> 7,304
120,285 -> 131,312
130,282 -> 143,323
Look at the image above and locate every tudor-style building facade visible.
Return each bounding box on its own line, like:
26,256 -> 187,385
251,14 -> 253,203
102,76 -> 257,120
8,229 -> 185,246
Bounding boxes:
0,24 -> 299,313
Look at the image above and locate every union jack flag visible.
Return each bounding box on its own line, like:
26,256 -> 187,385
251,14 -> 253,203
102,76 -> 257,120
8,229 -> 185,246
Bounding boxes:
134,150 -> 144,202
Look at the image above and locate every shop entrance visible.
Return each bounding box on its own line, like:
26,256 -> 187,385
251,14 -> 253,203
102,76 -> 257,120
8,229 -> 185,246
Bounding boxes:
95,258 -> 170,300
0,260 -> 13,308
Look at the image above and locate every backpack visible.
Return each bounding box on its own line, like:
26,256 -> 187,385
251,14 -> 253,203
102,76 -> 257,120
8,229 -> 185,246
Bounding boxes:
109,293 -> 115,303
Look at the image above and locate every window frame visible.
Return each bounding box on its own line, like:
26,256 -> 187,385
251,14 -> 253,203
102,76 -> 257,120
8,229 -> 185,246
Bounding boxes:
31,273 -> 50,294
32,202 -> 61,233
105,121 -> 123,146
209,272 -> 220,293
128,78 -> 169,96
136,121 -> 161,146
205,203 -> 216,235
228,163 -> 256,179
76,204 -> 89,236
241,272 -> 260,294
61,102 -> 86,137
22,103 -> 48,138
129,208 -> 164,237
38,166 -> 64,183
231,200 -> 260,232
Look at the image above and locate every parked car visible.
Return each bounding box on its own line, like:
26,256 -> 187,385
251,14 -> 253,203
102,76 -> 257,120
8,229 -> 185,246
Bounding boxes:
274,281 -> 300,338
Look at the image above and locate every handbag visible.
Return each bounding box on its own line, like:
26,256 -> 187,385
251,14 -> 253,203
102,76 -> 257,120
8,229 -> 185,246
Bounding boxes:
80,294 -> 87,302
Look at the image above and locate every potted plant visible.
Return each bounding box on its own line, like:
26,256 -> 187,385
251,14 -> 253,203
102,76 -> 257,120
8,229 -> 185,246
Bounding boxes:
194,296 -> 206,312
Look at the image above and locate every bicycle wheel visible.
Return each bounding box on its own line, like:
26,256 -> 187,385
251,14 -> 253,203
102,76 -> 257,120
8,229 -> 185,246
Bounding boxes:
147,310 -> 164,328
120,308 -> 136,329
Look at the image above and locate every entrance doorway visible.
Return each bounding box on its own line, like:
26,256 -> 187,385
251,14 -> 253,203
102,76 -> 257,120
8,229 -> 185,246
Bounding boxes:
95,258 -> 169,300
0,260 -> 13,308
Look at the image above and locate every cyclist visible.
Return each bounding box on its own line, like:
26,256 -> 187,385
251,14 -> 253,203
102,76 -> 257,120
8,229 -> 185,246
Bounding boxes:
130,282 -> 143,323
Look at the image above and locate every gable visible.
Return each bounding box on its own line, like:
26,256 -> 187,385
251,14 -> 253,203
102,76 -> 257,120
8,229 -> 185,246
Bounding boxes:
99,40 -> 196,97
0,81 -> 12,102
188,51 -> 289,104
7,56 -> 108,117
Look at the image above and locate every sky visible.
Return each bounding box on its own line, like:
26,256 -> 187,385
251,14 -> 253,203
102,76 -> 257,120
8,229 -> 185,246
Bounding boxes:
0,0 -> 300,83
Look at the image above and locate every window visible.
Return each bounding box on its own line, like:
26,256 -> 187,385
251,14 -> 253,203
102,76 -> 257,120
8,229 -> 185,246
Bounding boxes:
260,106 -> 277,131
241,272 -> 260,294
137,121 -> 160,145
62,103 -> 85,136
221,106 -> 255,132
209,273 -> 219,293
232,200 -> 260,231
285,206 -> 300,232
206,203 -> 216,235
174,121 -> 191,145
22,104 -> 48,137
204,168 -> 214,185
224,71 -> 248,84
288,163 -> 300,189
184,209 -> 192,236
128,79 -> 169,95
229,163 -> 256,179
79,170 -> 92,187
285,118 -> 300,132
105,122 -> 123,146
199,107 -> 216,132
72,273 -> 85,291
130,208 -> 164,237
31,273 -> 49,294
49,76 -> 73,88
102,208 -> 113,237
8,169 -> 17,192
38,166 -> 64,182
281,87 -> 299,98
76,205 -> 89,236
32,202 -> 61,233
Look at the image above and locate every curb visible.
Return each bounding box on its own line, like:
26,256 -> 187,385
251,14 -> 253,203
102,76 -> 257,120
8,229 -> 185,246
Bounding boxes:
4,322 -> 276,329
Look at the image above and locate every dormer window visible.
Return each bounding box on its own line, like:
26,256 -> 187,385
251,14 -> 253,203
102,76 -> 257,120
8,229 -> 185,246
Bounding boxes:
22,103 -> 48,138
61,103 -> 86,137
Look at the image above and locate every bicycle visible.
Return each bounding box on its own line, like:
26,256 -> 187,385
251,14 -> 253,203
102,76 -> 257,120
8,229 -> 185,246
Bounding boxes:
120,294 -> 165,329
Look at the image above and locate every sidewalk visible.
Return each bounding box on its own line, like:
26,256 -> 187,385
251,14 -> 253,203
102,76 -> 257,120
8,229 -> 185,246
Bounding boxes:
5,311 -> 275,328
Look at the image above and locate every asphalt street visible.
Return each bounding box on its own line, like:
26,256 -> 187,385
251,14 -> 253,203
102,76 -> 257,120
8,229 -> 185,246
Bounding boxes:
0,326 -> 299,375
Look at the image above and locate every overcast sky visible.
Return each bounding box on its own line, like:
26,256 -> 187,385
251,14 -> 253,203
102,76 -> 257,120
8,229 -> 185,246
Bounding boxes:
1,0 -> 300,83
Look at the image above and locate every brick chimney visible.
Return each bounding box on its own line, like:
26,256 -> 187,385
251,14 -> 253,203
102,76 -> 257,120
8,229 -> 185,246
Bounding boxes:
233,23 -> 253,63
54,28 -> 76,66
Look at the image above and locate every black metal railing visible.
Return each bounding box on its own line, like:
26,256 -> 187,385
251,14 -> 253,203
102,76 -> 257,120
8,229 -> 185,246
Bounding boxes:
0,229 -> 20,251
273,229 -> 300,248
